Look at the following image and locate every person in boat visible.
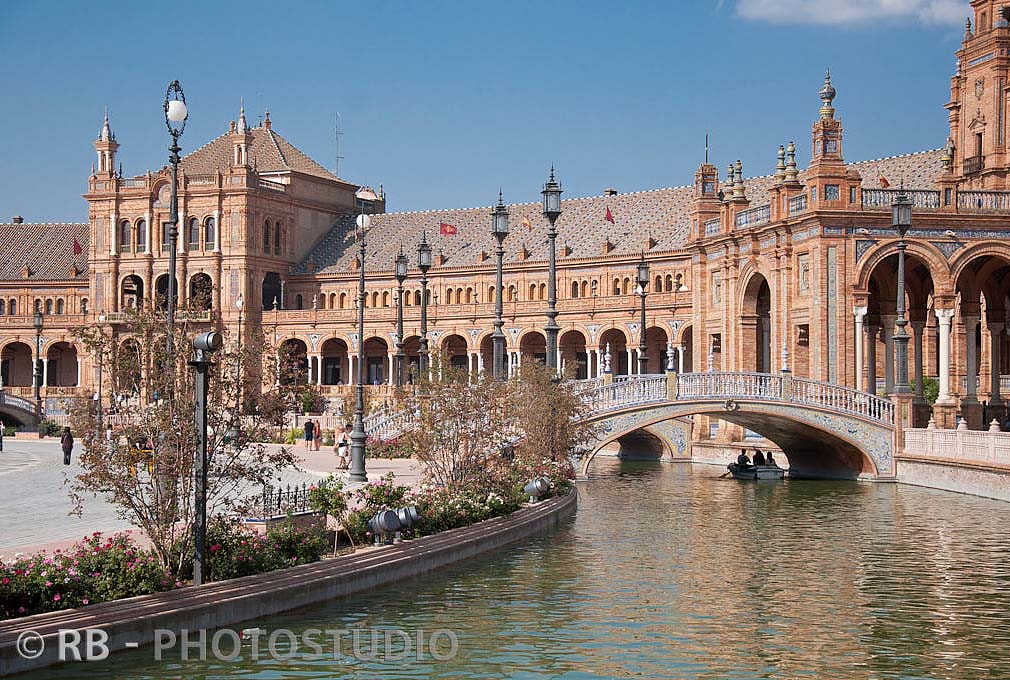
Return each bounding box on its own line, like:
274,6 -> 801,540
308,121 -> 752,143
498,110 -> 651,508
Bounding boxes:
736,449 -> 752,467
752,449 -> 766,465
766,450 -> 777,467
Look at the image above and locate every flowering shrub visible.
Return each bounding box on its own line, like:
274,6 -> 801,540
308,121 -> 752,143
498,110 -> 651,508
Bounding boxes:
365,437 -> 413,459
409,483 -> 523,535
0,533 -> 176,620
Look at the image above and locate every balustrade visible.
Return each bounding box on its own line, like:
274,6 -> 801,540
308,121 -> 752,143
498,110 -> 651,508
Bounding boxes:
734,204 -> 771,228
861,188 -> 940,210
958,190 -> 1010,212
904,427 -> 1010,466
704,218 -> 722,237
787,194 -> 808,214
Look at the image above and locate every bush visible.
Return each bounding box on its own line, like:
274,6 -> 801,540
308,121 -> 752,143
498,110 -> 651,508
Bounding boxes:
2,426 -> 14,438
300,388 -> 326,414
366,437 -> 413,459
914,376 -> 940,405
1,532 -> 176,619
322,430 -> 335,447
39,419 -> 61,437
284,428 -> 300,445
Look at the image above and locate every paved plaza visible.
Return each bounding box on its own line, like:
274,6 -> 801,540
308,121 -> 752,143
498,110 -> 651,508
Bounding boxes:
0,436 -> 419,557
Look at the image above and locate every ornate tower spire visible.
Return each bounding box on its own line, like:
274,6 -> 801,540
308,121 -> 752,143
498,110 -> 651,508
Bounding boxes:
784,141 -> 800,185
964,16 -> 973,41
237,98 -> 248,133
732,159 -> 746,201
819,68 -> 836,120
774,144 -> 787,184
98,106 -> 114,142
231,99 -> 253,168
94,107 -> 119,177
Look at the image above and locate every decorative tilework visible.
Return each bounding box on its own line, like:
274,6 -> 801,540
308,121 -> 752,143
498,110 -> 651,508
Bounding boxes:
855,239 -> 877,262
930,240 -> 963,259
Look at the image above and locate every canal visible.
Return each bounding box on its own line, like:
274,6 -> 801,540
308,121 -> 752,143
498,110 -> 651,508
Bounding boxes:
31,459 -> 1010,679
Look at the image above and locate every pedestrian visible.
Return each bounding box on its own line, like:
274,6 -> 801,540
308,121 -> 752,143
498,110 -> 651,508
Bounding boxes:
334,423 -> 350,469
0,418 -> 4,452
304,419 -> 315,450
313,421 -> 322,451
61,426 -> 74,466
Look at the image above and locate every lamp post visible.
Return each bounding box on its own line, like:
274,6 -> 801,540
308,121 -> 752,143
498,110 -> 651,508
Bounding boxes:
417,233 -> 433,377
234,293 -> 244,417
33,310 -> 44,429
892,192 -> 912,394
97,313 -> 106,429
636,255 -> 650,374
349,187 -> 377,483
491,192 -> 510,379
188,331 -> 222,586
541,168 -> 563,371
394,248 -> 408,387
163,80 -> 187,366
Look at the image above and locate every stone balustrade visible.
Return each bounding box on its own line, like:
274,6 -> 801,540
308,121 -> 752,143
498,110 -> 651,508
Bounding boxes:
903,426 -> 1010,467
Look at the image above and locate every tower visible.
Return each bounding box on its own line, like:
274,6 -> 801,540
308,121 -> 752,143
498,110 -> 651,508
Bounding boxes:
94,108 -> 118,177
805,70 -> 859,207
231,100 -> 252,168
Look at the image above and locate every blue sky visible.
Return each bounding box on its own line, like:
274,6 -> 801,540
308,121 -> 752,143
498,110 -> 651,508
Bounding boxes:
0,0 -> 969,222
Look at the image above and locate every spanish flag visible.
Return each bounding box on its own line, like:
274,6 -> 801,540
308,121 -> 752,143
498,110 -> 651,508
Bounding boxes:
605,207 -> 615,224
877,169 -> 890,189
521,215 -> 532,231
439,222 -> 457,236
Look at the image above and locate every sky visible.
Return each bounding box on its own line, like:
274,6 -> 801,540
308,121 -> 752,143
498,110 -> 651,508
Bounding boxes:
0,0 -> 970,222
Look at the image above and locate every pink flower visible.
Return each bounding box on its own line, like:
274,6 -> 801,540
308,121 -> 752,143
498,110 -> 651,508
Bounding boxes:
210,544 -> 221,553
1,577 -> 8,585
53,594 -> 61,602
17,607 -> 25,614
44,581 -> 53,587
82,598 -> 89,605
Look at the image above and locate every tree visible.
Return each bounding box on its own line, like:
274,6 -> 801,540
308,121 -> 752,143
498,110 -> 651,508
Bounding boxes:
68,303 -> 297,576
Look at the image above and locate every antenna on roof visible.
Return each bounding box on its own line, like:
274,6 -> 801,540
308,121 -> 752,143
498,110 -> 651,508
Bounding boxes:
257,92 -> 264,127
705,131 -> 709,164
335,112 -> 345,178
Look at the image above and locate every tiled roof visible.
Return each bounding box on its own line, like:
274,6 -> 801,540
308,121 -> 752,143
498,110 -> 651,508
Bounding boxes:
0,223 -> 90,281
179,126 -> 340,182
295,149 -> 943,275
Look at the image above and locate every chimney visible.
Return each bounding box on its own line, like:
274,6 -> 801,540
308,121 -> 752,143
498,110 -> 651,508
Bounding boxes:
604,188 -> 618,196
12,215 -> 23,224
602,239 -> 614,254
560,244 -> 572,257
644,235 -> 657,251
477,250 -> 489,263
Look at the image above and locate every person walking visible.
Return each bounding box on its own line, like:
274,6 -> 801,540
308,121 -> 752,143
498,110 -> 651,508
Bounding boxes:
304,419 -> 315,450
313,421 -> 323,451
61,426 -> 74,466
334,423 -> 350,469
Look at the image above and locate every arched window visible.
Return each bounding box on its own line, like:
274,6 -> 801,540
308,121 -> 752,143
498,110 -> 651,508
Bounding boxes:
205,217 -> 216,250
263,220 -> 271,253
447,289 -> 455,305
339,292 -> 347,309
655,275 -> 662,292
9,299 -> 16,315
414,291 -> 421,306
371,291 -> 379,308
136,220 -> 147,250
622,277 -> 630,295
539,283 -> 547,300
456,288 -> 464,304
328,293 -> 336,309
34,299 -> 41,313
581,281 -> 588,297
675,273 -> 684,291
571,281 -> 579,298
488,286 -> 495,303
81,299 -> 88,314
529,284 -> 536,300
665,274 -> 674,292
382,291 -> 390,307
274,221 -> 282,256
295,294 -> 303,310
613,278 -> 621,296
56,299 -> 65,314
188,218 -> 200,250
119,220 -> 132,249
0,300 -> 6,315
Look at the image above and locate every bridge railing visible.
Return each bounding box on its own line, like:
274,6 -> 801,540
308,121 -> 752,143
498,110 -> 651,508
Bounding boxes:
584,375 -> 667,415
0,390 -> 36,415
790,377 -> 894,424
677,372 -> 782,399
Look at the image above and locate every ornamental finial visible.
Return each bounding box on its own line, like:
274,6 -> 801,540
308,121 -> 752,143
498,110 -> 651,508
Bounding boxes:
819,68 -> 836,119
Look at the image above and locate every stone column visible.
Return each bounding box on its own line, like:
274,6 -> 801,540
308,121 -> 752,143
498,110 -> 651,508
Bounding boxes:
865,325 -> 878,395
677,344 -> 685,373
316,354 -> 323,385
626,348 -> 634,375
853,306 -> 867,392
935,309 -> 955,404
881,315 -> 895,395
988,323 -> 1005,428
388,352 -> 395,386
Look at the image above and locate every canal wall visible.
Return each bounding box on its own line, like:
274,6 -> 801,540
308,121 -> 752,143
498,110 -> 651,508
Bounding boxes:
896,457 -> 1010,502
0,491 -> 577,677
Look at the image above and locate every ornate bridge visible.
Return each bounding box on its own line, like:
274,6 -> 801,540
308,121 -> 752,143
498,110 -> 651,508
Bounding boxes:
364,372 -> 898,480
0,390 -> 39,426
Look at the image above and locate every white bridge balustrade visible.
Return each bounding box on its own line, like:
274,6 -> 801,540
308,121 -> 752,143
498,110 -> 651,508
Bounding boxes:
791,377 -> 894,423
583,375 -> 667,416
904,427 -> 1010,467
677,372 -> 782,400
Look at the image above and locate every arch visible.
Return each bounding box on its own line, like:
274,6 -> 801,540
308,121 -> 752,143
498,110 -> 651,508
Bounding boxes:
320,337 -> 349,385
559,329 -> 588,378
46,341 -> 79,386
528,283 -> 536,301
413,290 -> 422,306
154,274 -> 177,311
339,292 -> 348,309
382,291 -> 390,307
519,330 -> 547,363
599,327 -> 629,374
740,272 -> 772,373
204,216 -> 216,250
441,333 -> 469,371
187,217 -> 200,250
295,294 -> 304,310
279,338 -> 309,386
56,299 -> 65,315
8,299 -> 16,315
370,291 -> 379,308
81,298 -> 88,315
0,341 -> 34,387
571,281 -> 580,298
581,280 -> 589,298
44,299 -> 53,315
622,277 -> 631,295
401,335 -> 422,383
119,219 -> 132,249
654,275 -> 662,292
539,283 -> 547,301
135,219 -> 147,251
121,274 -> 144,309
855,239 -> 950,294
362,336 -> 389,384
189,273 -> 213,311
644,326 -> 669,373
677,323 -> 694,372
262,272 -> 282,310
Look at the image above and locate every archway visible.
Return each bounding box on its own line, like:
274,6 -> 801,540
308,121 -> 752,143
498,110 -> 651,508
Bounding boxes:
1,342 -> 34,387
598,328 -> 628,375
441,334 -> 469,372
189,273 -> 213,311
320,338 -> 348,385
121,275 -> 144,310
519,331 -> 547,365
741,274 -> 772,373
280,339 -> 309,386
115,339 -> 142,398
644,326 -> 668,374
363,337 -> 389,385
401,335 -> 421,384
559,330 -> 588,379
262,272 -> 282,311
46,342 -> 79,386
680,325 -> 694,372
154,274 -> 178,311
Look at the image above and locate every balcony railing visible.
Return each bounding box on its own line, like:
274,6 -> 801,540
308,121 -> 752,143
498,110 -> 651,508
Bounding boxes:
259,179 -> 286,192
735,204 -> 771,228
964,155 -> 984,175
119,177 -> 148,189
958,190 -> 1010,213
787,194 -> 807,214
861,188 -> 941,210
904,427 -> 1010,465
704,218 -> 721,237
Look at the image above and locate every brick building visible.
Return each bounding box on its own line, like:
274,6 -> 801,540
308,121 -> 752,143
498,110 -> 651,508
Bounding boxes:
2,0 -> 1010,436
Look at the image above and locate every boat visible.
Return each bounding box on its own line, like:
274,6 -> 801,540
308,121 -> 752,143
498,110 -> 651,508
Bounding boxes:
727,463 -> 785,480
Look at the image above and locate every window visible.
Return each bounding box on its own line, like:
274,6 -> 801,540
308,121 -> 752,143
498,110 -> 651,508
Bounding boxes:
849,186 -> 857,203
339,292 -> 348,309
0,300 -> 5,315
81,299 -> 88,314
188,218 -> 200,249
34,299 -> 41,313
263,221 -> 271,253
613,278 -> 621,296
824,184 -> 840,201
824,138 -> 837,154
161,221 -> 172,252
295,294 -> 303,309
654,275 -> 662,292
413,290 -> 421,306
119,220 -> 132,248
571,281 -> 579,298
136,220 -> 147,250
56,299 -> 64,314
944,188 -> 952,206
205,217 -> 216,250
810,187 -> 817,203
9,299 -> 16,315
382,291 -> 390,307
529,284 -> 536,301
274,222 -> 281,256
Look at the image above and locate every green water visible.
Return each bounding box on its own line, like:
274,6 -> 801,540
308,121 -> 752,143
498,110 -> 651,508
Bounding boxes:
25,460 -> 1010,679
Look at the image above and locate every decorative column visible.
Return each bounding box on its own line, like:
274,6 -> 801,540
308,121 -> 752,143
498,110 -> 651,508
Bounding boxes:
853,306 -> 867,392
865,324 -> 879,395
387,352 -> 395,386
677,344 -> 685,373
315,354 -> 323,385
626,348 -> 634,376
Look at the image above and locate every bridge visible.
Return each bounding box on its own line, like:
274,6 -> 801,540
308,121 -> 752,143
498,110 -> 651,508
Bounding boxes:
0,390 -> 39,427
364,371 -> 897,480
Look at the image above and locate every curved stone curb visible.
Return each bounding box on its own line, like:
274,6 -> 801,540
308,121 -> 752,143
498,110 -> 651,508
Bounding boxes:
0,491 -> 577,677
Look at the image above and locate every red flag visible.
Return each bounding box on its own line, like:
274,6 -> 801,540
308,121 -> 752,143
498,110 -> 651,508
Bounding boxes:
521,215 -> 532,231
439,222 -> 457,236
73,238 -> 83,255
878,170 -> 890,189
604,207 -> 614,224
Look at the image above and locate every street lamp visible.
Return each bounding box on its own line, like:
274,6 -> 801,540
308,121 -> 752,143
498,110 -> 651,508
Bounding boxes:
892,192 -> 912,394
491,192 -> 510,379
417,232 -> 433,376
163,80 -> 187,366
349,187 -> 378,483
229,294 -> 244,441
541,167 -> 563,372
33,310 -> 44,429
97,312 -> 106,428
394,248 -> 408,387
636,254 -> 650,374
188,331 -> 222,586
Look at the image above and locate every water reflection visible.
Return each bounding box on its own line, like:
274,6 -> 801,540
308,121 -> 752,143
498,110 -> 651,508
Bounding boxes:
26,459 -> 1010,679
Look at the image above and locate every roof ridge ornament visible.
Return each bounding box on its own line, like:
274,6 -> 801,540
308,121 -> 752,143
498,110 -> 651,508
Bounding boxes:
237,98 -> 247,134
819,68 -> 836,120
